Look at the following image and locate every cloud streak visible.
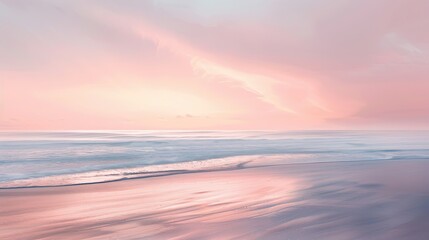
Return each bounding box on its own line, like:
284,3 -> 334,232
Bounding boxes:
1,0 -> 428,129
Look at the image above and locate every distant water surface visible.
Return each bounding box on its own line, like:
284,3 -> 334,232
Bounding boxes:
1,131 -> 428,187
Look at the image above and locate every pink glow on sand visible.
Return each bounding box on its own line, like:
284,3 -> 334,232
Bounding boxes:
0,168 -> 303,239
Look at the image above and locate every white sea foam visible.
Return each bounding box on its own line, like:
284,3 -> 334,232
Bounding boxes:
1,130 -> 428,187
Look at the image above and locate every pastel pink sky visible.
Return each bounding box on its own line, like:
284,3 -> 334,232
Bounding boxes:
1,0 -> 429,130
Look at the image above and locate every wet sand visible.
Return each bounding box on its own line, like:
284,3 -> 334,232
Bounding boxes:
1,158 -> 429,240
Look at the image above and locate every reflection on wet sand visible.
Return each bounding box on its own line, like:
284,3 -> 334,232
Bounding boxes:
1,159 -> 429,240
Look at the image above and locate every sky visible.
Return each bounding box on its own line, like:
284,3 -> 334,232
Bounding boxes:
1,0 -> 428,130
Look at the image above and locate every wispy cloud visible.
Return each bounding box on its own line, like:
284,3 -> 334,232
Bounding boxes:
1,0 -> 428,129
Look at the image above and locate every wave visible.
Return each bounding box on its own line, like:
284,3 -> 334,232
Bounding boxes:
1,130 -> 428,188
0,152 -> 416,189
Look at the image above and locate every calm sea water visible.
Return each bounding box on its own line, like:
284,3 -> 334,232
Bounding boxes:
1,131 -> 428,187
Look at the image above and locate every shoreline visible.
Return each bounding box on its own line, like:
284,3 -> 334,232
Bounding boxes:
0,153 -> 408,189
1,158 -> 429,239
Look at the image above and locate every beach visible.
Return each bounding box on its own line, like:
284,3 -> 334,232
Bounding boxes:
1,156 -> 429,240
2,0 -> 429,238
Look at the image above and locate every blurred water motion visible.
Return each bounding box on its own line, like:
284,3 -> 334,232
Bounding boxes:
1,159 -> 429,239
0,131 -> 429,239
1,130 -> 429,187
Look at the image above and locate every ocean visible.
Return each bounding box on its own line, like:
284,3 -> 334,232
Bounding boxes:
1,130 -> 429,188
